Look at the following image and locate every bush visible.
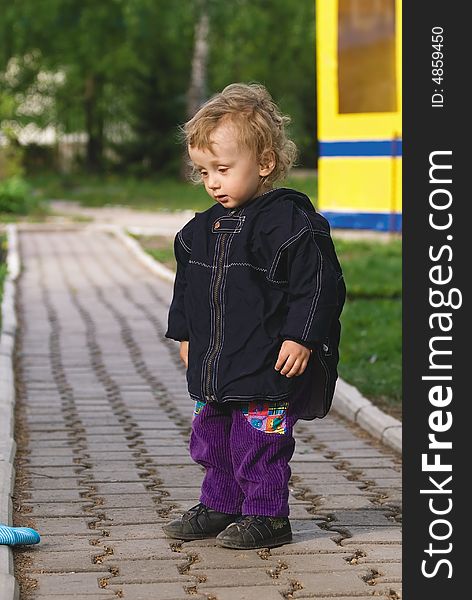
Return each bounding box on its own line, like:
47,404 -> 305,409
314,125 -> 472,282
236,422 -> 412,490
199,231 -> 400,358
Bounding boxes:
0,176 -> 41,214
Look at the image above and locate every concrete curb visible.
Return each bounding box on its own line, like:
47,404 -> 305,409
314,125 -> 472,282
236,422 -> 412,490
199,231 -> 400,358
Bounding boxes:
0,224 -> 20,600
110,225 -> 402,456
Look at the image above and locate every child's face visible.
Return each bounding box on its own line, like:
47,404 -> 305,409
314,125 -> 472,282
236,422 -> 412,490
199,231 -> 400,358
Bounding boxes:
188,122 -> 274,210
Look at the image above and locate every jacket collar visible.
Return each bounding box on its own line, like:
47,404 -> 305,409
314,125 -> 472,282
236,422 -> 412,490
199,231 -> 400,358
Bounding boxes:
227,187 -> 316,216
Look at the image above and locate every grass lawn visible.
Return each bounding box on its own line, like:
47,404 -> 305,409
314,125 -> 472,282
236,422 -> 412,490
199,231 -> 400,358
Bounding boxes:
136,234 -> 402,420
26,171 -> 318,212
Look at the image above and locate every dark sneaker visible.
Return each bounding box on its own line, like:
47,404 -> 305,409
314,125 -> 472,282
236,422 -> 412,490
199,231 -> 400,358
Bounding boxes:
162,503 -> 241,541
216,515 -> 292,549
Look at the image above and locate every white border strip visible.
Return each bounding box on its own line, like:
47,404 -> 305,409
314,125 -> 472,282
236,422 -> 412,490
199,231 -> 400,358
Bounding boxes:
0,224 -> 20,600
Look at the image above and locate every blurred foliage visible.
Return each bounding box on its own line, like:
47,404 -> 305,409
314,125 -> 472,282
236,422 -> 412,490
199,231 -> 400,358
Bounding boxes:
0,175 -> 41,214
0,0 -> 316,176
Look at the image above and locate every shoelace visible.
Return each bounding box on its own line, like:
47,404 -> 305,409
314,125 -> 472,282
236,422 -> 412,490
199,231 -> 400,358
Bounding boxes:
185,503 -> 210,520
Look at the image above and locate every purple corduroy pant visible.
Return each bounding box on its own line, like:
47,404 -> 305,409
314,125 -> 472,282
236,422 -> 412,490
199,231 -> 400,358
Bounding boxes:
189,400 -> 299,517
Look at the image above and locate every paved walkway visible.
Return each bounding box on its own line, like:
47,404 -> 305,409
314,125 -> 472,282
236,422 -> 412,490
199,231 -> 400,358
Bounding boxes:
46,200 -> 400,241
13,228 -> 402,599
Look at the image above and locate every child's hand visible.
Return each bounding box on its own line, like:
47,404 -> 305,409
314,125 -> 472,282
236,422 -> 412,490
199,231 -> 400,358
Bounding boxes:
180,341 -> 189,369
275,340 -> 312,378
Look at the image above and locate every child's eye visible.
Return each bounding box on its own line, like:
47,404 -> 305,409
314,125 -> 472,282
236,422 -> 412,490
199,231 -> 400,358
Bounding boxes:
218,167 -> 228,174
200,170 -> 208,177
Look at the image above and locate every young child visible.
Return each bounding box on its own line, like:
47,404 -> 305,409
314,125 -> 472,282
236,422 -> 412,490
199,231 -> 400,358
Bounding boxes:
164,83 -> 345,549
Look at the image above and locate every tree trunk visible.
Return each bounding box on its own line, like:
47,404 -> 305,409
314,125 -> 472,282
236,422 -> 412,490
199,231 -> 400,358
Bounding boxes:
181,3 -> 209,179
84,74 -> 103,172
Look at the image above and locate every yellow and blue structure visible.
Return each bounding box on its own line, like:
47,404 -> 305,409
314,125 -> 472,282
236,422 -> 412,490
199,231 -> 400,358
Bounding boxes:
316,0 -> 402,231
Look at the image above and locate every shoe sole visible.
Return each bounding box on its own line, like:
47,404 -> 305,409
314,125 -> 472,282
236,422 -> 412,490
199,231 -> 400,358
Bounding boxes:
162,526 -> 219,541
215,532 -> 292,550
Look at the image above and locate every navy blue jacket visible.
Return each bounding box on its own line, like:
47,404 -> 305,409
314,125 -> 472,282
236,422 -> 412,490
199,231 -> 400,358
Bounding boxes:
165,187 -> 345,420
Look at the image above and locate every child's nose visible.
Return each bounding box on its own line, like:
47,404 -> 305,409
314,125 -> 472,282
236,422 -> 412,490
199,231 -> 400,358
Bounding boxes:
208,174 -> 220,189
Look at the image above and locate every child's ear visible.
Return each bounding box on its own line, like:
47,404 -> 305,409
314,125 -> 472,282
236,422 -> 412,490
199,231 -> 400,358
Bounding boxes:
259,150 -> 276,177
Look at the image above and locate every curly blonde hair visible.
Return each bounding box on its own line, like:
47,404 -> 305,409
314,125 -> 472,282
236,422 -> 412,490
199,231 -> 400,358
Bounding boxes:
180,82 -> 298,186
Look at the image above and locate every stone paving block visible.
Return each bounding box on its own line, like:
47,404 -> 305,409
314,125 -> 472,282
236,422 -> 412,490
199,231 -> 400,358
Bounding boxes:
28,467 -> 84,478
109,559 -> 192,584
293,483 -> 371,496
372,583 -> 402,597
26,448 -> 75,458
339,526 -> 402,545
367,561 -> 402,582
198,567 -> 281,588
107,582 -> 192,600
144,455 -> 195,466
319,510 -> 399,527
157,468 -> 204,488
24,502 -> 93,517
33,595 -> 111,599
85,443 -> 138,452
28,489 -> 86,504
285,463 -> 340,474
34,536 -> 103,553
28,479 -> 85,491
293,596 -> 378,600
99,494 -> 157,509
104,524 -> 170,541
32,518 -> 96,536
352,543 -> 402,563
102,508 -> 164,525
101,539 -> 181,560
81,471 -> 146,483
290,473 -> 350,484
25,550 -> 108,573
27,432 -> 70,442
33,572 -> 115,596
199,585 -> 287,600
187,547 -> 277,570
315,495 -> 377,510
26,457 -> 77,468
358,468 -> 402,480
156,488 -> 201,502
94,482 -> 149,495
342,457 -> 400,469
335,448 -> 394,459
28,440 -> 71,449
283,569 -> 372,598
142,445 -> 190,456
82,452 -> 137,462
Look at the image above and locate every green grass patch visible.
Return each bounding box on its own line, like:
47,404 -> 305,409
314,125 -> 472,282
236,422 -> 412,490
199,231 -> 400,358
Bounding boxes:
26,171 -> 318,212
334,237 -> 402,419
136,234 -> 402,419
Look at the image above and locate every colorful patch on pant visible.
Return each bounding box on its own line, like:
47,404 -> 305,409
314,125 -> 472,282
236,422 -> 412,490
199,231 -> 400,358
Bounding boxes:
241,401 -> 289,434
193,400 -> 206,419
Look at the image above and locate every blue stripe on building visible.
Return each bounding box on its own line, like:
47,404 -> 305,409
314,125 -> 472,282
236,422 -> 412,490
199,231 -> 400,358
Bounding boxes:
321,211 -> 402,232
319,140 -> 403,157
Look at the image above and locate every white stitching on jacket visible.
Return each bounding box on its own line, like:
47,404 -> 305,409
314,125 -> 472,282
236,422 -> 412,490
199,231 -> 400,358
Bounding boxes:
189,260 -> 268,273
301,244 -> 323,340
268,227 -> 310,280
177,229 -> 192,253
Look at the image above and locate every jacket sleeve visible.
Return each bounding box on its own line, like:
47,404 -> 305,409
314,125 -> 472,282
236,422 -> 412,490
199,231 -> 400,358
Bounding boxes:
274,229 -> 340,351
165,218 -> 195,342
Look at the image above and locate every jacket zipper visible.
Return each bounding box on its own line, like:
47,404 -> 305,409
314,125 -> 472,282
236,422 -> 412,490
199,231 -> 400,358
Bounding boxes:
203,208 -> 237,402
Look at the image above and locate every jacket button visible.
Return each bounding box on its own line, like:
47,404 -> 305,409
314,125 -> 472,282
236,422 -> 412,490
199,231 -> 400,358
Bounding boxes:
214,221 -> 221,229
